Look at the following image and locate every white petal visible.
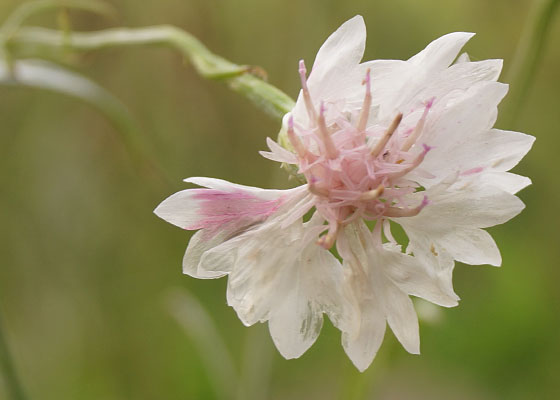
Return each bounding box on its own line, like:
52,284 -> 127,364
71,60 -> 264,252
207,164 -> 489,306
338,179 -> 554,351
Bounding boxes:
397,178 -> 524,268
154,189 -> 203,229
384,284 -> 420,354
341,296 -> 386,372
224,216 -> 347,357
307,15 -> 366,90
437,228 -> 502,266
268,242 -> 345,359
337,222 -> 423,368
455,52 -> 471,63
414,59 -> 503,105
375,32 -> 474,115
479,171 -> 532,194
184,177 -> 288,200
423,178 -> 526,228
183,229 -> 230,278
381,244 -> 459,307
290,16 -> 367,128
422,81 -> 508,153
479,129 -> 535,172
268,296 -> 324,359
416,126 -> 534,188
408,32 -> 475,71
258,137 -> 298,164
196,231 -> 242,278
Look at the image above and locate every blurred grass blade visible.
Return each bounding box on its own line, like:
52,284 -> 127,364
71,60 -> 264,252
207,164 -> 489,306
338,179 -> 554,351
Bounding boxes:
0,58 -> 172,186
1,0 -> 116,36
0,313 -> 28,400
0,58 -> 133,131
165,289 -> 238,400
504,0 -> 559,127
236,326 -> 273,400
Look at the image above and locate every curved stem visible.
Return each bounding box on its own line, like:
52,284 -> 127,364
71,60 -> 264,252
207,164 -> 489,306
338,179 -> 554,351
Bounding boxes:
504,0 -> 559,127
4,25 -> 295,121
1,0 -> 115,37
0,313 -> 28,400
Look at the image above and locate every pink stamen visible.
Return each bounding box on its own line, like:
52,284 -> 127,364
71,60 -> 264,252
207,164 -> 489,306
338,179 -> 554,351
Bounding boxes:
286,116 -> 307,158
308,177 -> 330,197
383,195 -> 429,218
387,143 -> 432,181
371,113 -> 403,157
358,184 -> 384,201
402,97 -> 435,152
299,60 -> 317,123
288,65 -> 436,248
357,68 -> 372,133
317,221 -> 340,249
317,102 -> 339,159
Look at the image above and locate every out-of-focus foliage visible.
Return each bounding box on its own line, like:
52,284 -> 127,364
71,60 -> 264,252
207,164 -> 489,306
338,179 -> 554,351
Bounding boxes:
0,0 -> 558,399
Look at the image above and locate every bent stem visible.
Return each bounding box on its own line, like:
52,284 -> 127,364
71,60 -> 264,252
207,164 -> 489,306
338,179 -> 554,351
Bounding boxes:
3,25 -> 295,121
0,313 -> 28,400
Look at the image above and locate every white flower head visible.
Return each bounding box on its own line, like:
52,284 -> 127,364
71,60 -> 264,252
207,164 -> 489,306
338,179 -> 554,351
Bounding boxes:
155,16 -> 534,371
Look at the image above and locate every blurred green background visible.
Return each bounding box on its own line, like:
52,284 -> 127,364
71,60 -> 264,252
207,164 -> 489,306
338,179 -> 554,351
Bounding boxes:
0,0 -> 558,399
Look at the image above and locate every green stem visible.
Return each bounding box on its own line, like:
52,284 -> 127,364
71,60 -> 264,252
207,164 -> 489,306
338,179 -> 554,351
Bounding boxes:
1,0 -> 116,37
4,25 -> 295,121
504,0 -> 559,127
0,313 -> 28,400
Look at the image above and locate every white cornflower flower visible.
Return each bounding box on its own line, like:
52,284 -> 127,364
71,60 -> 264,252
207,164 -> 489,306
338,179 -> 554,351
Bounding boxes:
155,15 -> 534,371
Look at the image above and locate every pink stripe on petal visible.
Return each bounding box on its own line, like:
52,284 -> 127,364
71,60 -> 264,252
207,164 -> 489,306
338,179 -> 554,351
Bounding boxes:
185,189 -> 282,230
461,167 -> 485,176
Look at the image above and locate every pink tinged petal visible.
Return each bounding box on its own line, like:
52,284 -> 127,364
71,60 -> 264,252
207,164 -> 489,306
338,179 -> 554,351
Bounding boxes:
185,189 -> 282,231
155,178 -> 287,230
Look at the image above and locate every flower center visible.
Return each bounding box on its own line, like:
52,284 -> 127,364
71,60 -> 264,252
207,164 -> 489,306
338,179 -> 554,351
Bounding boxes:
289,61 -> 434,248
